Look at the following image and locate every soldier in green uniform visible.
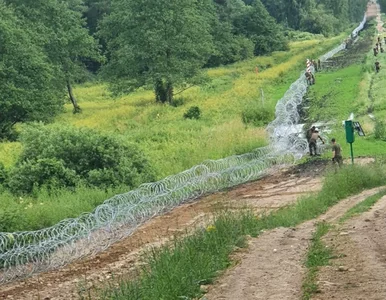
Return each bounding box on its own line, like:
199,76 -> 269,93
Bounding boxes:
331,138 -> 343,167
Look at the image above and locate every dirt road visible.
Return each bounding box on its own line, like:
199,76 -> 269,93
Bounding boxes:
315,196 -> 386,300
203,187 -> 385,300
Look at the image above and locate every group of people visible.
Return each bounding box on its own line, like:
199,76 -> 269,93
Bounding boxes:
374,37 -> 384,73
373,36 -> 385,56
306,126 -> 343,166
304,59 -> 321,85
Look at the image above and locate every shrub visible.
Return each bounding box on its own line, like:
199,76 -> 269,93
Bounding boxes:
7,158 -> 79,195
7,124 -> 155,194
170,97 -> 185,107
242,106 -> 274,127
183,106 -> 201,120
374,120 -> 386,140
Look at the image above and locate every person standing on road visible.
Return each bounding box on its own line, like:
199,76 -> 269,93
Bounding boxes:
309,128 -> 325,156
331,138 -> 343,167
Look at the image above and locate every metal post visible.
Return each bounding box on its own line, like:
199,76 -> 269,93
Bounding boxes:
350,142 -> 354,164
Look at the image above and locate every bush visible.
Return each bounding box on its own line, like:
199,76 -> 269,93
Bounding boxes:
7,158 -> 79,195
374,120 -> 386,140
242,106 -> 274,127
7,124 -> 155,194
170,97 -> 185,107
183,106 -> 201,120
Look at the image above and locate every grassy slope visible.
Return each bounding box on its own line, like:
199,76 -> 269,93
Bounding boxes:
0,35 -> 353,233
1,38 -> 341,176
306,23 -> 386,158
63,39 -> 339,178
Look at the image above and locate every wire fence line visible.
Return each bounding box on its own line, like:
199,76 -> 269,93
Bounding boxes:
0,15 -> 367,284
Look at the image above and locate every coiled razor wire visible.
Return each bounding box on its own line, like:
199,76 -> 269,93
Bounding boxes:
0,15 -> 367,284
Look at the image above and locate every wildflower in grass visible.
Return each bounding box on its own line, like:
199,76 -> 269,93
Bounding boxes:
206,225 -> 216,232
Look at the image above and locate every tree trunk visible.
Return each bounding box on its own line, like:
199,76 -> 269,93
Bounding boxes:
66,80 -> 81,114
166,81 -> 173,104
154,79 -> 174,104
155,79 -> 166,103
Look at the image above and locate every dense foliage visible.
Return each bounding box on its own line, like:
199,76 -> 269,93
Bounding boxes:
0,0 -> 369,124
0,2 -> 63,140
6,124 -> 155,194
0,0 -> 370,196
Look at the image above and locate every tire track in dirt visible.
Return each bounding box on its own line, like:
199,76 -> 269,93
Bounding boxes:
0,161 -> 326,300
203,187 -> 385,300
315,195 -> 386,300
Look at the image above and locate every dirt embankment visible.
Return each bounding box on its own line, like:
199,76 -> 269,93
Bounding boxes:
0,160 -> 327,300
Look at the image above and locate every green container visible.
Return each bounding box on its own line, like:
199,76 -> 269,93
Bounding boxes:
345,120 -> 355,143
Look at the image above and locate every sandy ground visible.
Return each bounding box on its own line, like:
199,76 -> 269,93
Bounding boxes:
315,196 -> 386,300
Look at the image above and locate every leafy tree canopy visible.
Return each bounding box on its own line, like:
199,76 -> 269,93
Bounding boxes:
0,1 -> 63,140
100,0 -> 214,103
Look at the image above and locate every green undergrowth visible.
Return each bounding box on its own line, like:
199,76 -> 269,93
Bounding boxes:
340,189 -> 386,223
302,222 -> 332,300
0,185 -> 127,232
0,36 -> 345,234
100,163 -> 386,300
0,37 -> 343,178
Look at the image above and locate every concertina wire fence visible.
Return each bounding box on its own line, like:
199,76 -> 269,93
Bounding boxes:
0,14 -> 367,284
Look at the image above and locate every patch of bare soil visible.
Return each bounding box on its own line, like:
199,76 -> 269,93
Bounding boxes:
315,195 -> 386,300
0,161 -> 326,300
203,187 -> 384,300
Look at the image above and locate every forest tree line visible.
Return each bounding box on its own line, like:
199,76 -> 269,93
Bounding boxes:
0,0 -> 369,140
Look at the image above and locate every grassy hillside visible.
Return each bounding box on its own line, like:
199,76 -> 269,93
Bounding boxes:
0,34 -> 360,232
55,39 -> 342,178
305,20 -> 386,158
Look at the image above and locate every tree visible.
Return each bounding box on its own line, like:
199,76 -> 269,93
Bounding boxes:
205,0 -> 254,67
233,0 -> 288,55
100,0 -> 213,103
0,1 -> 63,139
7,0 -> 102,113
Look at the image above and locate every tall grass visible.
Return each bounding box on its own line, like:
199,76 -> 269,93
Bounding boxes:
100,163 -> 386,300
44,36 -> 343,178
0,36 -> 347,233
0,186 -> 128,232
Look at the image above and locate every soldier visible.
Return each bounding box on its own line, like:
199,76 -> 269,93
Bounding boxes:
374,47 -> 378,56
306,126 -> 316,142
305,71 -> 315,85
318,59 -> 321,71
309,128 -> 325,156
312,59 -> 317,72
375,61 -> 381,73
331,138 -> 343,167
